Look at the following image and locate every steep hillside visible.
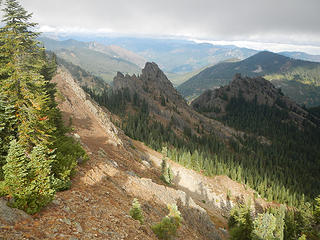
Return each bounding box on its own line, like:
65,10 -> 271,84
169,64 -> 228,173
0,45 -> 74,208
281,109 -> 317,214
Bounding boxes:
40,37 -> 143,82
57,57 -> 110,93
178,51 -> 320,106
1,67 -> 283,240
83,62 -> 320,210
111,62 -> 239,140
191,75 -> 320,203
0,67 -> 225,239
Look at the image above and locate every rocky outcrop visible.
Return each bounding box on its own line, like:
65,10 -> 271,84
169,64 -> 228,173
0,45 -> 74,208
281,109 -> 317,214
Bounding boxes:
192,74 -> 313,126
0,199 -> 32,226
55,67 -> 123,147
114,62 -> 242,141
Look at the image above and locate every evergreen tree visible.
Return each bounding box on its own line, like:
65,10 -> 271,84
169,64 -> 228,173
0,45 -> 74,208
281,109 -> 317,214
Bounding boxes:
152,204 -> 182,240
2,140 -> 55,214
0,0 -> 56,149
0,96 -> 16,177
315,195 -> 320,224
2,140 -> 29,205
252,212 -> 277,240
129,198 -> 144,224
228,203 -> 253,240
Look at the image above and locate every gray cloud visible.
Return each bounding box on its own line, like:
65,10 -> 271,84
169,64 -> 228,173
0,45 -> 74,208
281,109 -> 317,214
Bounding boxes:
16,0 -> 320,45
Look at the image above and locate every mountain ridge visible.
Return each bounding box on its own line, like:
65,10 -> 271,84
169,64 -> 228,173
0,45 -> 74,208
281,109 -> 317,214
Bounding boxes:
178,51 -> 320,106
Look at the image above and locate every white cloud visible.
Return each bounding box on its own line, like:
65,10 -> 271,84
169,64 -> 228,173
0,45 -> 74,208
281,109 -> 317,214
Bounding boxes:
17,0 -> 320,54
38,25 -> 114,34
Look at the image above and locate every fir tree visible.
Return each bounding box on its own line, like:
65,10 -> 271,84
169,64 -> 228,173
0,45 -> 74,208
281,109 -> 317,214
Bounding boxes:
129,198 -> 144,224
0,0 -> 56,149
315,195 -> 320,224
2,140 -> 30,210
2,140 -> 55,214
252,212 -> 277,240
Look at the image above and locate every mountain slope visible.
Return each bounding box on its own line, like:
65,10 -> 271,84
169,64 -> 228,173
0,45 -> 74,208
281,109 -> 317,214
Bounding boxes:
178,51 -> 320,106
111,62 -> 240,140
191,74 -> 320,202
40,37 -> 143,83
4,66 -> 287,239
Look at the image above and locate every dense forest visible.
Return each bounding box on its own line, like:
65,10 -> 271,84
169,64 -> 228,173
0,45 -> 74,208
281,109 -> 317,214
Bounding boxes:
84,82 -> 320,238
0,0 -> 86,214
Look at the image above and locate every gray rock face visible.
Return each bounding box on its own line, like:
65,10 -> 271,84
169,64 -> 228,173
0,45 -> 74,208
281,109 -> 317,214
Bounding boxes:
0,199 -> 32,225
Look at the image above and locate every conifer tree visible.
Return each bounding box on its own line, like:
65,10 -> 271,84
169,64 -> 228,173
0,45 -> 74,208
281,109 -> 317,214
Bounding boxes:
0,0 -> 56,149
0,97 -> 16,177
129,198 -> 144,224
252,212 -> 277,240
2,140 -> 30,209
315,195 -> 320,224
2,140 -> 55,214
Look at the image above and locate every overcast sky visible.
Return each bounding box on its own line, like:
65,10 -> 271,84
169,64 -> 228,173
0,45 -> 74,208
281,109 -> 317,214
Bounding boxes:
15,0 -> 320,54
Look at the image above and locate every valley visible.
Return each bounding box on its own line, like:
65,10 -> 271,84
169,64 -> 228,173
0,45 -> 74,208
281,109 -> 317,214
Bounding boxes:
1,1 -> 320,240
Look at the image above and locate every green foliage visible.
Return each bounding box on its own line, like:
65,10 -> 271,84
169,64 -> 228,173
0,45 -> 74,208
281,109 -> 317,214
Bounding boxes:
152,204 -> 182,240
0,0 -> 87,214
0,97 -> 16,178
129,198 -> 144,224
161,147 -> 174,185
86,86 -> 320,209
252,213 -> 277,240
315,195 -> 320,224
51,136 -> 88,191
228,203 -> 253,240
228,202 -> 319,240
298,234 -> 307,240
2,140 -> 55,214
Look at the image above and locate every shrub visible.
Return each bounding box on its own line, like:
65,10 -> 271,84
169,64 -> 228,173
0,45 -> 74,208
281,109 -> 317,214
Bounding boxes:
51,136 -> 88,191
129,198 -> 144,224
152,204 -> 182,240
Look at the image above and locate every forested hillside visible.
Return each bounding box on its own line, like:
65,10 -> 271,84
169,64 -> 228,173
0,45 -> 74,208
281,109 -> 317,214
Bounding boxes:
0,0 -> 86,214
82,59 -> 320,238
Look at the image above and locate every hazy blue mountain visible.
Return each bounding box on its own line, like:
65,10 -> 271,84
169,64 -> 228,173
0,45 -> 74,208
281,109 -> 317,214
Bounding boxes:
280,51 -> 320,63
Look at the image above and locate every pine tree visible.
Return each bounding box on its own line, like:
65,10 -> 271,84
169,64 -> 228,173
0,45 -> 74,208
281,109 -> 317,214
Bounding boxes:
129,198 -> 144,224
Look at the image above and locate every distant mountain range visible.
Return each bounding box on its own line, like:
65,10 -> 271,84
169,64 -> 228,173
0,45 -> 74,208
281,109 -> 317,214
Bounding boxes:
45,35 -> 258,74
40,37 -> 144,83
280,51 -> 320,63
178,51 -> 320,107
